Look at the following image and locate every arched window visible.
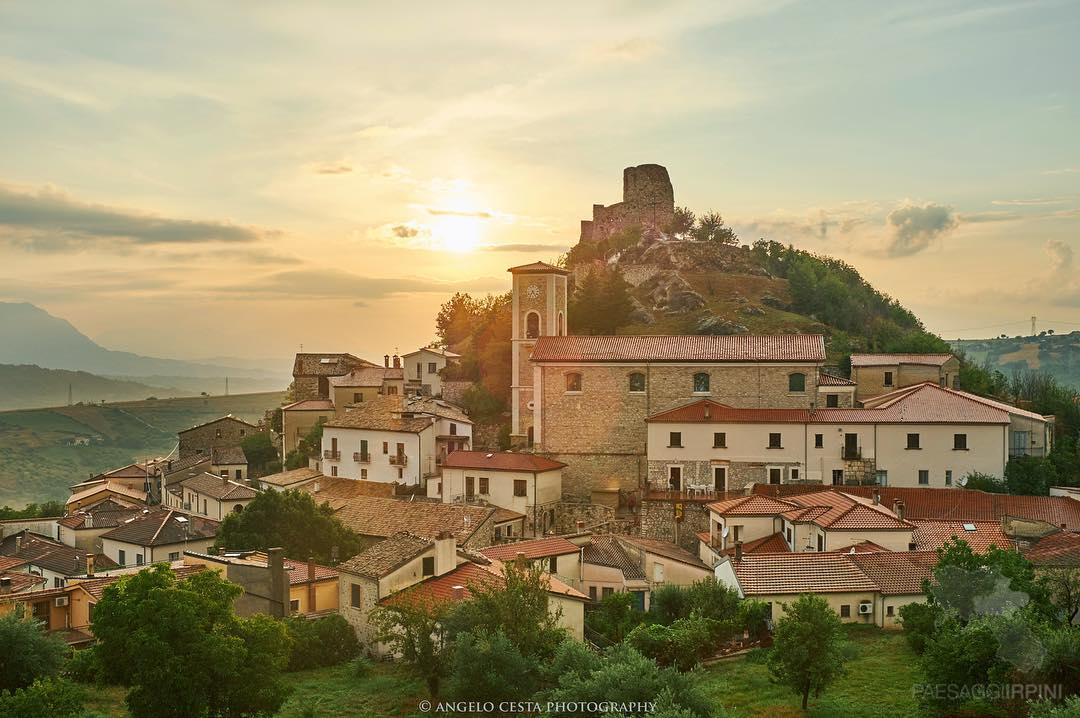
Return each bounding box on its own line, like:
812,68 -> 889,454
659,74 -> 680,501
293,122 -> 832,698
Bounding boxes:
628,372 -> 646,393
557,311 -> 565,336
232,504 -> 244,514
693,372 -> 710,393
525,311 -> 540,339
565,373 -> 582,392
788,372 -> 806,392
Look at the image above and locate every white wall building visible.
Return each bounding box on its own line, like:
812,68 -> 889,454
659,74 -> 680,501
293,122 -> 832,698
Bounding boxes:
402,347 -> 461,397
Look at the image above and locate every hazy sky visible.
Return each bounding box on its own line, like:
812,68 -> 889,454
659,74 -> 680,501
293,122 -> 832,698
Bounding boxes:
1,1 -> 1077,365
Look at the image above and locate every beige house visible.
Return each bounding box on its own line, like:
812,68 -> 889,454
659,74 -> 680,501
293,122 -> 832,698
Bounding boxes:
281,399 -> 335,456
184,549 -> 339,617
292,352 -> 376,402
320,396 -> 472,486
330,365 -> 406,410
98,510 -> 218,567
817,372 -> 857,408
581,534 -> 711,608
65,482 -> 147,513
57,500 -> 143,551
164,471 -> 257,520
646,383 -> 1012,492
850,353 -> 960,401
428,451 -> 565,536
210,446 -> 248,481
482,536 -> 583,587
255,466 -> 323,492
402,347 -> 461,397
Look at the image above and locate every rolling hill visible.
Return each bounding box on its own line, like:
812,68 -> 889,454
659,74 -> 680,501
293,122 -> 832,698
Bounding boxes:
952,332 -> 1080,389
0,391 -> 285,507
0,364 -> 184,411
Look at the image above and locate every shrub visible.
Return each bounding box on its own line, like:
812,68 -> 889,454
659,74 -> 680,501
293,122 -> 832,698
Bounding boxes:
1030,696 -> 1080,718
0,612 -> 66,693
648,584 -> 692,626
961,472 -> 1007,493
738,600 -> 771,641
899,601 -> 943,654
0,677 -> 86,718
285,614 -> 361,671
585,591 -> 644,645
351,656 -> 373,679
626,616 -> 716,671
63,646 -> 103,685
1005,456 -> 1058,496
443,629 -> 540,704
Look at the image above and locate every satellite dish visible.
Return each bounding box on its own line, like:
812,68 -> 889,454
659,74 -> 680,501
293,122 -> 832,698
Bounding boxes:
721,526 -> 729,539
849,547 -> 856,555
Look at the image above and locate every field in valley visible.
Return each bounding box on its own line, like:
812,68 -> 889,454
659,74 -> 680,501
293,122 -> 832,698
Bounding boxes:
0,391 -> 285,507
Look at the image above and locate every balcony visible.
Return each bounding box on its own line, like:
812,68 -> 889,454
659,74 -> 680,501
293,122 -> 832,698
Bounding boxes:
323,449 -> 340,460
353,452 -> 371,463
842,446 -> 862,460
389,454 -> 408,467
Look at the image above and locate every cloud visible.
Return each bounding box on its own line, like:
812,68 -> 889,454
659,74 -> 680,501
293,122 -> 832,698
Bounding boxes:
991,197 -> 1068,206
482,242 -> 569,253
311,162 -> 353,175
1041,168 -> 1080,175
0,182 -> 272,251
392,224 -> 420,238
587,38 -> 662,63
226,268 -> 504,300
1046,238 -> 1073,272
426,207 -> 494,219
957,211 -> 1021,223
885,203 -> 957,257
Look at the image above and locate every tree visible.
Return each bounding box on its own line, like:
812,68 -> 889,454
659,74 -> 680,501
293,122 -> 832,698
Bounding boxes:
435,292 -> 479,347
568,269 -> 603,335
0,678 -> 86,718
443,628 -> 540,704
586,591 -> 644,645
284,614 -> 360,671
370,595 -> 451,698
767,594 -> 849,710
961,471 -> 1008,493
692,211 -> 738,245
0,501 -> 65,520
1039,567 -> 1080,624
929,539 -> 1055,622
241,432 -> 279,478
666,206 -> 695,236
91,565 -> 291,718
213,489 -> 362,565
0,611 -> 66,693
1005,455 -> 1058,496
597,269 -> 636,333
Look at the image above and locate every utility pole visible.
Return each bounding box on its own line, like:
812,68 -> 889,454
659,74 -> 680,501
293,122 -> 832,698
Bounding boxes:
1031,315 -> 1037,336
68,383 -> 72,406
225,376 -> 229,396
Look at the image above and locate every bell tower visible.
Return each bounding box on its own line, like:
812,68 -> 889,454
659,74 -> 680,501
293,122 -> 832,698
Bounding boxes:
508,261 -> 569,449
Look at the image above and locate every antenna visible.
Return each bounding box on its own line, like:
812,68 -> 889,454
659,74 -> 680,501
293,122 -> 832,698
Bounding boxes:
1031,315 -> 1037,336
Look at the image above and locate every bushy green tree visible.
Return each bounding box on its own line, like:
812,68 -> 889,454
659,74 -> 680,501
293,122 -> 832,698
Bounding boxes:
91,565 -> 291,718
370,595 -> 451,698
241,432 -> 278,478
0,677 -> 86,718
457,383 -> 505,424
666,206 -> 695,236
0,611 -> 66,693
961,471 -> 1008,493
1005,455 -> 1058,496
213,489 -> 361,565
1029,696 -> 1080,718
443,628 -> 541,704
692,211 -> 738,245
284,614 -> 360,671
767,594 -> 849,710
625,616 -> 718,671
0,500 -> 65,520
898,601 -> 943,654
585,591 -> 644,645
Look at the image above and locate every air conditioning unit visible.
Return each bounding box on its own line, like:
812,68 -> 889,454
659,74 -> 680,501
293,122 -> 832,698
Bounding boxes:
858,602 -> 872,615
55,596 -> 69,607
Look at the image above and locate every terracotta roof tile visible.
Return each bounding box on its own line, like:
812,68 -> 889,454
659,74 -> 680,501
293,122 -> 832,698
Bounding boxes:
178,415 -> 256,435
179,472 -> 257,501
911,520 -> 1011,553
0,556 -> 27,571
257,467 -> 322,487
339,532 -> 433,579
530,334 -> 826,363
334,496 -> 493,544
818,372 -> 857,386
74,565 -> 206,601
733,552 -> 879,594
442,451 -> 566,472
299,476 -> 394,500
99,510 -> 219,547
292,353 -> 375,377
827,540 -> 891,554
849,552 -> 939,595
0,531 -> 117,575
330,367 -> 404,387
1023,531 -> 1080,567
211,446 -> 248,465
615,534 -> 710,569
482,537 -> 580,561
582,536 -> 646,580
850,353 -> 954,367
707,495 -> 799,516
281,399 -> 335,411
507,261 -> 570,275
0,571 -> 48,594
323,396 -> 432,433
66,482 -> 147,507
718,532 -> 791,556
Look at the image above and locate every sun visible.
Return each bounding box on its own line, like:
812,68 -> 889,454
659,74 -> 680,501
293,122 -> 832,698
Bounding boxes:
435,214 -> 482,253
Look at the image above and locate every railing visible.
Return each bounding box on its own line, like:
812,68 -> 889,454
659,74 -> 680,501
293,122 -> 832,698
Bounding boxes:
323,450 -> 340,460
389,454 -> 408,466
643,487 -> 742,502
353,452 -> 371,463
842,446 -> 862,460
1009,447 -> 1046,458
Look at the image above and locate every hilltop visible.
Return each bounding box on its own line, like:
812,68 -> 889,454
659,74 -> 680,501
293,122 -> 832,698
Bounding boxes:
953,331 -> 1080,390
0,391 -> 285,507
0,364 -> 185,411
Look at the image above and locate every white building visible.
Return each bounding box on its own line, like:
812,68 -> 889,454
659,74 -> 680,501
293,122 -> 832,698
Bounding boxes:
320,396 -> 472,487
427,451 -> 564,536
98,510 -> 218,567
646,383 -> 1012,492
163,471 -> 257,520
402,347 -> 460,397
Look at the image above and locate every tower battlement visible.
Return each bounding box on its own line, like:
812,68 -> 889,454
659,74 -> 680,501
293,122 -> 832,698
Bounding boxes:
579,164 -> 675,245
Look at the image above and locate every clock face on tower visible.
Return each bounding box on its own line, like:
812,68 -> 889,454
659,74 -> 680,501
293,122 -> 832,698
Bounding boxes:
525,283 -> 541,300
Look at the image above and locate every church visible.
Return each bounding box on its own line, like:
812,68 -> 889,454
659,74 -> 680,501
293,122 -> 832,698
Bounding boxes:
507,261 -> 830,508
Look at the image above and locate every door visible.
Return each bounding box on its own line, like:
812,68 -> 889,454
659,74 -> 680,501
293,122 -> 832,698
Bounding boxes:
631,591 -> 646,611
844,433 -> 858,459
668,466 -> 681,491
769,468 -> 782,484
713,466 -> 727,492
465,476 -> 475,498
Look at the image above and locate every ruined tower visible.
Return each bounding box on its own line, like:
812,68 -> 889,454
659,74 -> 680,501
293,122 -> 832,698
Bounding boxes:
579,164 -> 675,246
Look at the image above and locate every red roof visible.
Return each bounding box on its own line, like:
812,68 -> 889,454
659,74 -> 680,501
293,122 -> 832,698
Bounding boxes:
818,372 -> 856,386
733,552 -> 880,594
827,540 -> 891,554
1023,531 -> 1080,567
850,353 -> 954,367
849,552 -> 939,595
784,492 -> 911,531
282,399 -> 335,411
481,537 -> 580,561
911,520 -> 1011,553
752,485 -> 1080,530
507,261 -> 570,275
382,559 -> 587,608
442,451 -> 566,472
530,334 -> 826,363
712,532 -> 790,557
707,495 -> 797,516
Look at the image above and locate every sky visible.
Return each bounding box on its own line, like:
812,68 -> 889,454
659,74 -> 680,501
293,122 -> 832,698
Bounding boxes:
1,0 -> 1077,366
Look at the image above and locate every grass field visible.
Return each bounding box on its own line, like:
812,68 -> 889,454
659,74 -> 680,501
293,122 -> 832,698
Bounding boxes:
0,391 -> 285,506
81,626 -> 925,718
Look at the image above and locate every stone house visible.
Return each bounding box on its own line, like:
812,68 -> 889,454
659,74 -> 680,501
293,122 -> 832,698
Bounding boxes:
850,353 -> 960,401
184,549 -> 339,617
292,352 -> 376,401
177,415 -> 257,460
578,164 -> 675,247
401,347 -> 461,397
210,445 -> 249,481
428,451 -> 565,537
332,495 -> 498,551
330,365 -> 405,409
98,510 -> 218,567
280,399 -> 334,456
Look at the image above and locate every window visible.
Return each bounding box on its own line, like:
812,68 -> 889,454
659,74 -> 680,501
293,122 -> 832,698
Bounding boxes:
918,470 -> 929,485
290,599 -> 300,613
239,429 -> 245,437
713,432 -> 726,448
513,480 -> 527,497
589,586 -> 597,601
887,605 -> 894,617
832,469 -> 844,485
525,312 -> 540,339
713,466 -> 727,491
558,312 -> 565,336
884,371 -> 894,387
397,468 -> 403,479
826,394 -> 839,408
203,499 -> 207,514
331,465 -> 338,477
565,373 -> 582,392
906,433 -> 921,449
693,373 -> 710,393
817,534 -> 824,552
220,470 -> 229,478
668,466 -> 682,490
600,587 -> 614,599
732,525 -> 742,542
953,433 -> 968,450
876,470 -> 888,486
466,476 -> 475,497
215,428 -> 222,438
350,584 -> 362,608
769,468 -> 782,484
549,556 -> 558,573
653,563 -> 665,583
840,604 -> 850,618
479,477 -> 489,495
136,554 -> 144,566
382,441 -> 388,454
168,552 -> 180,561
768,433 -> 782,449
449,422 -> 457,435
354,392 -> 362,402
361,469 -> 368,480
790,468 -> 800,481
417,363 -> 423,379
386,385 -> 398,395
945,470 -> 953,486
669,431 -> 682,448
422,556 -> 435,576
939,377 -> 946,387
815,434 -> 824,448
628,373 -> 646,393
788,373 -> 806,392
428,362 -> 437,374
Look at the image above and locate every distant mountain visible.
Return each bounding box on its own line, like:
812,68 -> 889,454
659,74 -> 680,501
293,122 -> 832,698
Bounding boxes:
0,301 -> 284,381
952,331 -> 1080,389
0,364 -> 184,411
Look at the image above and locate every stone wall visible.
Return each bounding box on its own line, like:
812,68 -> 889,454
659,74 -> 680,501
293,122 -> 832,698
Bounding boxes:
471,423 -> 504,452
178,417 -> 257,459
540,452 -> 644,503
579,165 -> 675,246
619,263 -> 663,287
554,501 -> 616,534
639,499 -> 711,552
843,458 -> 877,484
441,381 -> 474,405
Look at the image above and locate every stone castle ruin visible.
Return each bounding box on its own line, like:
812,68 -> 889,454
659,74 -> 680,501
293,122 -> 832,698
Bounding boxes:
579,164 -> 675,246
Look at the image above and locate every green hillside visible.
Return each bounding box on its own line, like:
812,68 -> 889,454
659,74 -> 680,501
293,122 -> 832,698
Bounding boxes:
0,391 -> 285,507
952,331 -> 1080,390
0,363 -> 187,411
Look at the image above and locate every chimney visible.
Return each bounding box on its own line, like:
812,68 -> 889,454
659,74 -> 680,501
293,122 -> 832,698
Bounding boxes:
434,531 -> 456,576
307,556 -> 317,613
384,354 -> 390,368
267,547 -> 288,618
892,498 -> 901,515
86,554 -> 95,577
452,585 -> 465,601
734,540 -> 743,562
576,520 -> 585,532
704,404 -> 711,420
393,355 -> 400,369
895,500 -> 905,521
872,489 -> 880,505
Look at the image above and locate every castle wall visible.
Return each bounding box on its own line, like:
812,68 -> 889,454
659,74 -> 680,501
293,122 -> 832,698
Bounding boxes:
579,164 -> 675,246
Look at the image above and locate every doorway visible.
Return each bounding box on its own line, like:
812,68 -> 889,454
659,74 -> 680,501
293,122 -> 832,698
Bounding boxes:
713,466 -> 727,492
668,466 -> 682,491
